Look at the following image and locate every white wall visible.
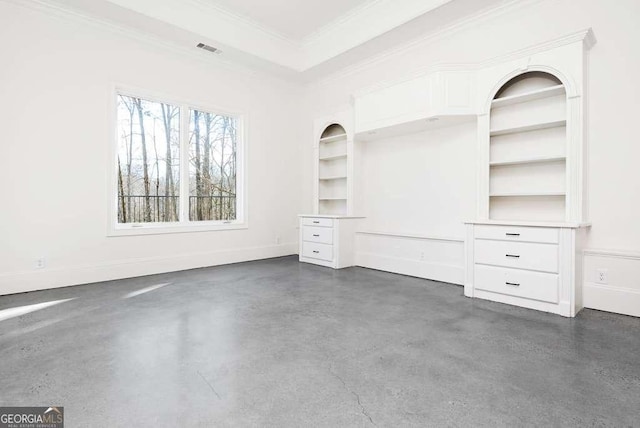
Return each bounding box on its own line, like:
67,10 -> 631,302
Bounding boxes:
0,1 -> 303,294
302,0 -> 640,303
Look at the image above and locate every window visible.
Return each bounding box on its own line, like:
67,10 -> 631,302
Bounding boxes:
189,109 -> 237,222
112,90 -> 244,235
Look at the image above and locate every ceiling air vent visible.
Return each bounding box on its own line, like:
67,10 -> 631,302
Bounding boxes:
196,43 -> 221,54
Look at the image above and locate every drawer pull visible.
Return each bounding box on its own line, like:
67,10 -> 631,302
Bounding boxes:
313,250 -> 320,254
506,282 -> 520,287
505,254 -> 520,258
313,234 -> 320,237
506,233 -> 520,236
313,221 -> 320,224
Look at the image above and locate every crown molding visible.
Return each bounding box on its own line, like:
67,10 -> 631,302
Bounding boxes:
300,0 -> 454,69
311,0 -> 546,87
301,0 -> 381,45
3,0 -> 594,82
186,0 -> 299,46
3,0 -> 301,86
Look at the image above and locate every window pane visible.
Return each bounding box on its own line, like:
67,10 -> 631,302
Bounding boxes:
116,95 -> 180,223
188,110 -> 237,221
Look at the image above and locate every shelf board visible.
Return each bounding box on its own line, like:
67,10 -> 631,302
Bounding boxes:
319,176 -> 347,181
319,133 -> 348,144
492,85 -> 565,108
490,119 -> 566,137
319,197 -> 347,201
319,153 -> 347,161
490,192 -> 566,197
490,155 -> 566,167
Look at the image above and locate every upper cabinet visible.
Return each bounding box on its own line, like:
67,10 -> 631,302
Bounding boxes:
354,70 -> 476,140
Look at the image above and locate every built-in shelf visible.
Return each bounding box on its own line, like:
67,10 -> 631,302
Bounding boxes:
490,192 -> 566,197
319,153 -> 347,161
490,155 -> 566,167
490,119 -> 566,137
317,123 -> 349,216
319,176 -> 347,181
492,84 -> 565,108
318,133 -> 347,143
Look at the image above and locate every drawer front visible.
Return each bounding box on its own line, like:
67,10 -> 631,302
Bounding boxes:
474,239 -> 558,273
302,217 -> 334,228
474,264 -> 559,303
302,242 -> 334,262
475,225 -> 558,244
302,226 -> 333,245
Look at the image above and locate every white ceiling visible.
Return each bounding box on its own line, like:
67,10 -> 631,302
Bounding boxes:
201,0 -> 375,41
39,0 -> 511,80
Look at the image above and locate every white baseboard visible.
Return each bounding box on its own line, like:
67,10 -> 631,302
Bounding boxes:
583,249 -> 640,318
355,252 -> 464,285
0,243 -> 298,296
583,283 -> 640,318
354,232 -> 464,285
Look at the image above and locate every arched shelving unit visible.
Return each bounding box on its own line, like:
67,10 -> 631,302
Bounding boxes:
317,123 -> 349,215
465,31 -> 595,317
488,71 -> 568,222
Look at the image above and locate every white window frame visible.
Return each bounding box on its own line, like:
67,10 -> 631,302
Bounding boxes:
107,84 -> 248,236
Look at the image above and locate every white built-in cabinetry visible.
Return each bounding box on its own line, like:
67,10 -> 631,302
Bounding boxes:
313,111 -> 355,216
354,70 -> 476,140
488,73 -> 568,220
300,112 -> 364,269
301,30 -> 596,291
465,30 -> 596,317
298,215 -> 363,269
318,124 -> 349,215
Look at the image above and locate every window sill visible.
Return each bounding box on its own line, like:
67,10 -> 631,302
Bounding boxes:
107,221 -> 248,237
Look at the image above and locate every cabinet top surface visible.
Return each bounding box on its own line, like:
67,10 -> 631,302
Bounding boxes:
299,214 -> 365,219
465,219 -> 591,229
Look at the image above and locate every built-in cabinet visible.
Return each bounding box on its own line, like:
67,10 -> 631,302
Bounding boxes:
302,30 -> 596,296
300,113 -> 364,269
298,215 -> 363,269
465,30 -> 595,317
465,221 -> 587,317
354,70 -> 476,140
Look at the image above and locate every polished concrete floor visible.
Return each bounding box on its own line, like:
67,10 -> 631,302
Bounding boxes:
0,256 -> 639,427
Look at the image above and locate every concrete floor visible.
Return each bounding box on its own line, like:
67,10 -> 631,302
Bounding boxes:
0,256 -> 639,427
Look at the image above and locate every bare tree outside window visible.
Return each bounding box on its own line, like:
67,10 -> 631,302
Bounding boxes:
189,109 -> 237,221
116,95 -> 180,223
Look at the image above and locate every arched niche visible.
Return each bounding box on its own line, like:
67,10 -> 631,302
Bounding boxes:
318,123 -> 348,215
488,71 -> 568,222
320,123 -> 347,140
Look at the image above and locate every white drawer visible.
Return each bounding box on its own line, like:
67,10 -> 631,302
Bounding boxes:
474,239 -> 558,273
475,225 -> 558,244
474,264 -> 559,303
302,217 -> 334,228
302,242 -> 334,262
302,226 -> 333,245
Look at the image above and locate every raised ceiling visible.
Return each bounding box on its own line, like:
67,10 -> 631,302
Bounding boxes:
201,0 -> 376,40
37,0 -> 512,80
